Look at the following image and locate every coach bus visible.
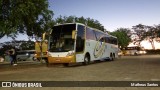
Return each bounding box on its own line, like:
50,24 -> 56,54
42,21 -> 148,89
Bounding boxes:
47,23 -> 118,66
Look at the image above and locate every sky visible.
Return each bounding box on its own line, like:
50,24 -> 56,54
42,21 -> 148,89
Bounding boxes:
49,0 -> 160,31
1,0 -> 160,45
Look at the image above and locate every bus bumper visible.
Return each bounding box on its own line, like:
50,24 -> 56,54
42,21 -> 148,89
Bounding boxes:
48,55 -> 76,63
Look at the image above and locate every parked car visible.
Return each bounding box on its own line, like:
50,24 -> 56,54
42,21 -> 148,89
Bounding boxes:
118,49 -> 123,57
123,46 -> 146,55
16,50 -> 36,61
137,50 -> 147,55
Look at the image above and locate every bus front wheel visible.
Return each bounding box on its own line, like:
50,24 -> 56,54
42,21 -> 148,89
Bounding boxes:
83,54 -> 90,65
63,63 -> 69,67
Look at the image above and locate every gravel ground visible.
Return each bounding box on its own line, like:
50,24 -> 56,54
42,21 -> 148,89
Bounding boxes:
0,55 -> 160,90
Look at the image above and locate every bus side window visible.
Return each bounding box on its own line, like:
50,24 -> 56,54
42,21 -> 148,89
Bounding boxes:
99,36 -> 105,42
105,37 -> 109,43
86,28 -> 96,40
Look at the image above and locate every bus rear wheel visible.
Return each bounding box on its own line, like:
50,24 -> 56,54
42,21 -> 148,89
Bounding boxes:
83,54 -> 90,65
110,53 -> 115,61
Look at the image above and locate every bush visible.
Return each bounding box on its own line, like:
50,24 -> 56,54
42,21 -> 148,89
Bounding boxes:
146,50 -> 160,54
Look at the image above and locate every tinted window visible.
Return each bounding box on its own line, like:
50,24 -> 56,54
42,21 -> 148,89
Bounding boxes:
95,31 -> 100,40
99,36 -> 105,42
17,51 -> 27,55
110,37 -> 118,45
28,51 -> 35,54
86,28 -> 96,40
113,38 -> 118,45
50,24 -> 76,52
76,25 -> 85,52
104,36 -> 117,45
105,37 -> 110,43
125,47 -> 140,50
17,51 -> 35,55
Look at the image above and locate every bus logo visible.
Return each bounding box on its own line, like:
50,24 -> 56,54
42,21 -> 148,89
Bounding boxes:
94,39 -> 106,58
2,82 -> 11,87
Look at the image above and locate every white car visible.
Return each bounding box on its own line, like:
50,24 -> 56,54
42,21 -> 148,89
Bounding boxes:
137,50 -> 147,55
16,50 -> 36,61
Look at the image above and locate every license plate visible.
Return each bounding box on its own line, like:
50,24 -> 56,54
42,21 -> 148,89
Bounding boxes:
56,59 -> 61,61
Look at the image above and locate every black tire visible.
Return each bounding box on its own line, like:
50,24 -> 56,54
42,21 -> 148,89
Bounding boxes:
110,53 -> 114,61
17,58 -> 20,61
63,63 -> 69,67
134,52 -> 137,56
45,59 -> 50,67
45,58 -> 48,63
32,57 -> 36,61
82,54 -> 90,65
113,53 -> 115,60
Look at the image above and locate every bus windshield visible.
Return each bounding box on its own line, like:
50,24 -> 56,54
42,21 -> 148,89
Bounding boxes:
49,24 -> 76,52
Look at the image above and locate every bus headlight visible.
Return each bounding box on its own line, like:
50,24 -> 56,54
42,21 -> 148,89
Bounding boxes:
48,53 -> 52,57
34,54 -> 37,56
66,51 -> 75,57
26,53 -> 29,56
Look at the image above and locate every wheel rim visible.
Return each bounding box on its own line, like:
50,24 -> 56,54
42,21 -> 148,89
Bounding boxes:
84,56 -> 90,65
85,57 -> 88,64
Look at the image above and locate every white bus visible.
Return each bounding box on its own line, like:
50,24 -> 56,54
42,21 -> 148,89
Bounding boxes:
47,23 -> 118,66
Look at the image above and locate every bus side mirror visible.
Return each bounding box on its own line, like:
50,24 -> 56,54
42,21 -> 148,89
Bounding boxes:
72,30 -> 76,39
42,32 -> 46,41
49,29 -> 52,34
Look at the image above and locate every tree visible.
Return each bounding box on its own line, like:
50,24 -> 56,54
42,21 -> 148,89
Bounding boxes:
132,24 -> 158,49
18,41 -> 35,50
0,0 -> 53,39
154,24 -> 160,42
111,28 -> 131,48
54,16 -> 105,31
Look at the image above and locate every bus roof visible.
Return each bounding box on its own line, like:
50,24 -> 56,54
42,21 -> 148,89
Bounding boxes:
53,23 -> 117,38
